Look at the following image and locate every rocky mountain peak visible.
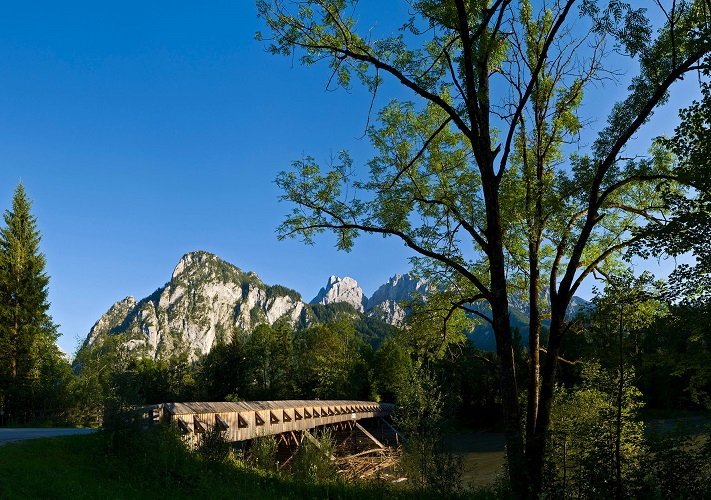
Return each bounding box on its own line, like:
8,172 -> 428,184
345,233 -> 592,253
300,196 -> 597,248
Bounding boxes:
366,273 -> 428,311
172,250 -> 235,280
310,275 -> 367,312
84,252 -> 303,361
173,251 -> 203,278
85,295 -> 137,346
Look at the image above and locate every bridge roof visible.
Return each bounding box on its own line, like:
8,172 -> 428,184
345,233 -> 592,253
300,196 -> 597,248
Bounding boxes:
164,400 -> 394,416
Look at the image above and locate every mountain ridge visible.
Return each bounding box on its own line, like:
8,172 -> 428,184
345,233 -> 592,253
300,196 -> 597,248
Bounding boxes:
82,250 -> 590,360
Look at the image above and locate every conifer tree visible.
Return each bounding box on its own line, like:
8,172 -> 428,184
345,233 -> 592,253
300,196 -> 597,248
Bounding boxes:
0,182 -> 60,420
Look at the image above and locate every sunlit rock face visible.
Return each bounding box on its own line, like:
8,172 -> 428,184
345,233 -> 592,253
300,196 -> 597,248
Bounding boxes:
365,274 -> 430,326
310,276 -> 367,312
85,295 -> 137,346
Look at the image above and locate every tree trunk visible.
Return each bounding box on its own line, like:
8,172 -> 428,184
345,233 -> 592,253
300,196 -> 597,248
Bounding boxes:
525,146 -> 545,492
526,252 -> 542,493
489,248 -> 528,497
491,288 -> 528,497
10,316 -> 18,378
528,301 -> 567,495
527,252 -> 541,438
615,303 -> 624,500
481,152 -> 529,498
478,174 -> 526,496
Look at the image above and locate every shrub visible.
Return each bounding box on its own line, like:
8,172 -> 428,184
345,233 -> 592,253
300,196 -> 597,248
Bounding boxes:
543,363 -> 646,498
632,421 -> 711,498
198,425 -> 232,465
290,430 -> 338,482
248,435 -> 279,472
395,363 -> 465,496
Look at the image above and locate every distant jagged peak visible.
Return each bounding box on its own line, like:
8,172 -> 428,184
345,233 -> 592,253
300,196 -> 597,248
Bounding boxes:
310,275 -> 367,312
57,344 -> 73,364
366,273 -> 429,311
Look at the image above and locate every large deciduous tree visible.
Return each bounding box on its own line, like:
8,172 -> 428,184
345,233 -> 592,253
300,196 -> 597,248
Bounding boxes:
257,0 -> 711,495
0,183 -> 62,420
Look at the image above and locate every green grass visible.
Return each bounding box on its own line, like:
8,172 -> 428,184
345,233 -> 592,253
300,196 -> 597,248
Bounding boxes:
0,429 -> 491,499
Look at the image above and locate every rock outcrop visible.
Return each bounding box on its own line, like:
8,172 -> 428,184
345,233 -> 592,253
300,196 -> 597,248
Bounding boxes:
310,276 -> 367,312
365,274 -> 429,325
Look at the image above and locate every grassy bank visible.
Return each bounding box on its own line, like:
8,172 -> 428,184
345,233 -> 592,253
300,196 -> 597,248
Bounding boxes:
0,429 -> 502,499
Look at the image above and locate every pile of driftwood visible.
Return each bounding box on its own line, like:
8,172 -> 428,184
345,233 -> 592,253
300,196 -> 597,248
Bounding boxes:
336,447 -> 403,481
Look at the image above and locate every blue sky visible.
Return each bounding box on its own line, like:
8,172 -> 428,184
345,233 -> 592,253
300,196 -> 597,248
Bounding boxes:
0,1 -> 421,354
0,1 -> 698,354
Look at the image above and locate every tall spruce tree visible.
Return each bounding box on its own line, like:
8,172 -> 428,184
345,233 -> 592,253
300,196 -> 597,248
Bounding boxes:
0,182 -> 59,420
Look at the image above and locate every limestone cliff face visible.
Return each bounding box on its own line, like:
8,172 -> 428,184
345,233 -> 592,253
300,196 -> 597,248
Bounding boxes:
310,276 -> 367,312
84,251 -> 304,360
366,274 -> 430,326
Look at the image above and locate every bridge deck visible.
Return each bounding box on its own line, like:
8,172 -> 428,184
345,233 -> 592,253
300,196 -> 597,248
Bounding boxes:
159,400 -> 394,442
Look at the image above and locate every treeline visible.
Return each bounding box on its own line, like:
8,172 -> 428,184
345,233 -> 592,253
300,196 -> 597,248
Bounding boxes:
71,316 -> 499,422
19,277 -> 710,426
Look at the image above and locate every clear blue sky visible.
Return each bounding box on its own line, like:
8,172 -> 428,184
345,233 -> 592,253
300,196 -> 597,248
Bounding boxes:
0,1 -> 696,354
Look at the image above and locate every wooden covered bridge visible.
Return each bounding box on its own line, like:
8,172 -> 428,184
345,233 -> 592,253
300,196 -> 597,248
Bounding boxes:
149,400 -> 402,476
150,400 -> 402,454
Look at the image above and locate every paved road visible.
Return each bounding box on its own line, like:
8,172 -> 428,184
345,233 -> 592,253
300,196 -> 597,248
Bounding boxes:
0,427 -> 98,445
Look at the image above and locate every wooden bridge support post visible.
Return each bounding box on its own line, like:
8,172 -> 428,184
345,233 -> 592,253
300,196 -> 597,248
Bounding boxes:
380,417 -> 407,445
303,429 -> 337,462
355,422 -> 385,450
